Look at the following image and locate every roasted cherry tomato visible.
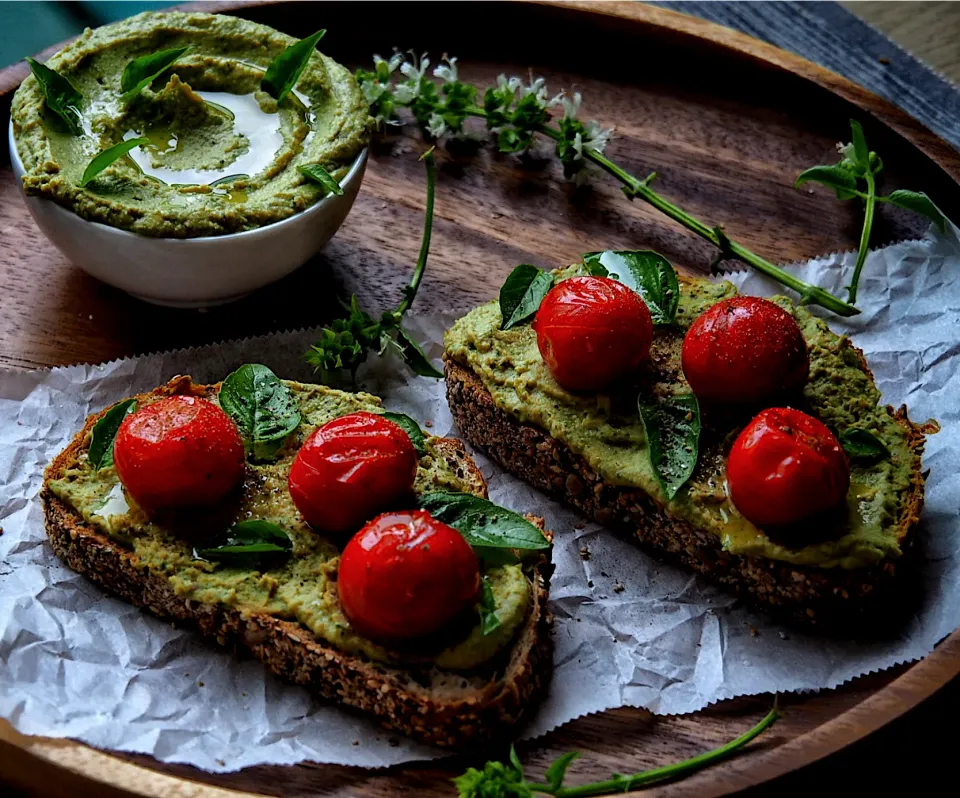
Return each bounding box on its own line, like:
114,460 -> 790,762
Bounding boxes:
288,412 -> 417,534
727,407 -> 849,528
681,296 -> 809,404
338,510 -> 481,642
532,276 -> 653,391
113,395 -> 245,510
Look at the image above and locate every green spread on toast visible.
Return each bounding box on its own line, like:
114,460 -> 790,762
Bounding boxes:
47,381 -> 531,670
445,270 -> 916,569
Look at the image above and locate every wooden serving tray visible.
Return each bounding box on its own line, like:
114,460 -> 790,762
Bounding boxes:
1,2 -> 958,796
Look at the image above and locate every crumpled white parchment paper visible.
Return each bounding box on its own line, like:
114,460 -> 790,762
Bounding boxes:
1,222 -> 959,772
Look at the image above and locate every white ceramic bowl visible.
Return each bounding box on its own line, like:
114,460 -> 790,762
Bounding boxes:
8,119 -> 367,307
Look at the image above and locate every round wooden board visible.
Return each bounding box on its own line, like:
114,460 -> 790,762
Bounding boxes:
1,2 -> 958,796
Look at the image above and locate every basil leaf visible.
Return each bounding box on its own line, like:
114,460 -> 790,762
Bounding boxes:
261,29 -> 326,103
395,327 -> 443,378
582,259 -> 608,277
79,138 -> 149,188
582,250 -> 680,326
382,411 -> 427,456
795,164 -> 858,200
545,752 -> 580,792
219,364 -> 301,462
840,428 -> 891,464
886,190 -> 948,233
196,520 -> 293,565
849,119 -> 870,172
120,46 -> 191,102
478,576 -> 500,636
25,57 -> 83,135
638,393 -> 700,500
88,399 -> 137,470
298,163 -> 344,196
418,491 -> 550,564
499,264 -> 554,330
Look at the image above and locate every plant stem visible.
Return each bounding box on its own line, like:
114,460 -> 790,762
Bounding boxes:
395,150 -> 437,318
847,169 -> 877,305
528,705 -> 780,797
460,108 -> 858,316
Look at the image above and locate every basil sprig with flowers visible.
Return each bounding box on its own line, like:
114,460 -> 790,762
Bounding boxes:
25,57 -> 83,135
305,151 -> 442,381
638,393 -> 701,500
796,120 -> 948,304
88,398 -> 137,470
195,519 -> 293,567
455,704 -> 780,797
219,364 -> 301,462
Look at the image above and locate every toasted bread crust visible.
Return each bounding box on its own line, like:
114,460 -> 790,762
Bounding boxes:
444,359 -> 928,631
42,377 -> 553,747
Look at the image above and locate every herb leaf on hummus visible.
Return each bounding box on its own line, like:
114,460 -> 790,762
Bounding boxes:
478,576 -> 501,636
638,393 -> 700,500
499,264 -> 554,330
383,411 -> 427,456
195,520 -> 293,565
298,163 -> 344,196
120,45 -> 191,103
582,251 -> 680,326
220,364 -> 301,462
89,399 -> 136,470
419,491 -> 550,564
262,28 -> 326,103
79,137 -> 149,187
840,428 -> 891,464
25,57 -> 82,135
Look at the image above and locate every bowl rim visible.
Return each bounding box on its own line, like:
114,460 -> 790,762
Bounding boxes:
7,116 -> 368,244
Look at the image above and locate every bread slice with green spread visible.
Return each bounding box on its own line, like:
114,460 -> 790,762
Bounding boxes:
444,265 -> 928,630
42,375 -> 552,747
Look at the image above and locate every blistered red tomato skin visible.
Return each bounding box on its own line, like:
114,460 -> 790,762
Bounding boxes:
338,510 -> 481,642
113,395 -> 245,510
532,276 -> 654,392
681,296 -> 809,404
727,407 -> 849,528
288,412 -> 418,534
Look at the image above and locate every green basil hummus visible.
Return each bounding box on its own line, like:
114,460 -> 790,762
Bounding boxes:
47,382 -> 532,671
445,269 -> 918,569
12,12 -> 370,237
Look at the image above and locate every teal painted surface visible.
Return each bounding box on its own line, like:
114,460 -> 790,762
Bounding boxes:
0,1 -> 170,69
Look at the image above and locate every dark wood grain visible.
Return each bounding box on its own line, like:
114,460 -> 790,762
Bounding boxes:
1,2 -> 959,797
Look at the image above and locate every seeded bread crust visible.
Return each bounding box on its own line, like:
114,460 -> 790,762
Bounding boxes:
41,377 -> 553,748
444,359 -> 927,632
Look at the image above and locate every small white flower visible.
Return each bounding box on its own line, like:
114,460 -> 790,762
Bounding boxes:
360,79 -> 384,106
518,77 -> 548,104
433,55 -> 458,84
583,120 -> 612,154
426,112 -> 447,138
393,83 -> 417,104
560,92 -> 582,120
399,52 -> 430,83
373,52 -> 403,76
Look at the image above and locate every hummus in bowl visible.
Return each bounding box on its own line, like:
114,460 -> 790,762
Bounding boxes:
11,11 -> 371,238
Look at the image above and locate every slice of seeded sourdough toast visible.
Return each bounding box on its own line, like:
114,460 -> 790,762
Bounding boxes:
445,350 -> 928,632
41,376 -> 553,748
